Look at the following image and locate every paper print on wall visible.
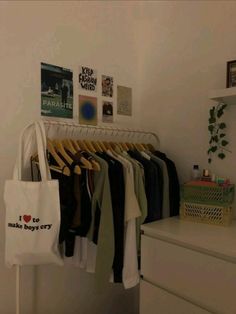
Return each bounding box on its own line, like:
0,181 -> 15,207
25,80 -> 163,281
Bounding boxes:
79,95 -> 97,125
41,63 -> 73,118
102,75 -> 113,97
117,85 -> 132,116
102,101 -> 113,123
78,66 -> 97,91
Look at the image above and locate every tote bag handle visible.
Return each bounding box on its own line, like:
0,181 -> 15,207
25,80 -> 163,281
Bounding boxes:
13,121 -> 50,181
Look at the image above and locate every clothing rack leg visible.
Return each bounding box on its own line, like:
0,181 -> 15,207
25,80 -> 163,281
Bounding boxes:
16,265 -> 20,314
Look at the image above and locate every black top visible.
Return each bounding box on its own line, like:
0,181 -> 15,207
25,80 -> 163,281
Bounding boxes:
96,152 -> 125,283
154,151 -> 180,217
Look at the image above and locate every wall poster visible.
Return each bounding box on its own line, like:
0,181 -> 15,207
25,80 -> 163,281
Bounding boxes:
102,75 -> 113,97
117,85 -> 132,116
41,62 -> 73,118
102,101 -> 113,123
79,95 -> 97,126
78,66 -> 97,91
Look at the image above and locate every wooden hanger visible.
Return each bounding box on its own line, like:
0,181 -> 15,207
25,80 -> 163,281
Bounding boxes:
83,140 -> 96,153
70,140 -> 94,170
92,141 -> 103,153
47,139 -> 70,176
126,142 -> 135,150
110,142 -> 122,155
134,143 -> 145,151
77,139 -> 101,171
141,143 -> 149,150
119,142 -> 129,151
71,139 -> 81,151
98,141 -> 107,152
77,139 -> 90,152
62,139 -> 77,154
91,159 -> 100,171
146,143 -> 155,152
53,139 -> 81,175
101,141 -> 116,156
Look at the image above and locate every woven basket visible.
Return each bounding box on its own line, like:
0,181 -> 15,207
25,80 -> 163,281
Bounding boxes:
181,184 -> 234,205
180,202 -> 232,226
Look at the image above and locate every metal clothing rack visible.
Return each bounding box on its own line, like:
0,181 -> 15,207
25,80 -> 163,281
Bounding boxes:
16,119 -> 160,314
43,119 -> 160,147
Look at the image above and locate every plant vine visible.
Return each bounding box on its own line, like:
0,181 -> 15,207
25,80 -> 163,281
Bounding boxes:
208,102 -> 230,163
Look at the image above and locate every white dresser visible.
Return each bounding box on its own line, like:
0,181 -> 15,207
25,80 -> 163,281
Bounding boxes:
140,217 -> 236,314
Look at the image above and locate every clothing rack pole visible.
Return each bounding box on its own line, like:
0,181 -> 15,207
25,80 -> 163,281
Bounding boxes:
16,265 -> 20,314
42,119 -> 160,147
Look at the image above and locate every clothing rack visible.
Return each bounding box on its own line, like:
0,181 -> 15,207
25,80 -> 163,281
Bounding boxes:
43,119 -> 160,148
16,119 -> 160,314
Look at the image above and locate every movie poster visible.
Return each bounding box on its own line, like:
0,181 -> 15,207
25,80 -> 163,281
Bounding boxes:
117,85 -> 132,116
102,75 -> 113,97
78,66 -> 97,91
79,95 -> 97,126
41,63 -> 73,118
102,101 -> 113,123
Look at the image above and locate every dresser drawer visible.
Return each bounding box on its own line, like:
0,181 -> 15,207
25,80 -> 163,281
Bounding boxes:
140,279 -> 210,314
141,235 -> 236,314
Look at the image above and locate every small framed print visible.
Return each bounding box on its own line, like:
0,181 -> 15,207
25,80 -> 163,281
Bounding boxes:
227,60 -> 236,88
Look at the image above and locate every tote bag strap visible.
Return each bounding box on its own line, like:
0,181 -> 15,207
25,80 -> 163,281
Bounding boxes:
36,120 -> 51,180
13,122 -> 34,181
13,121 -> 50,181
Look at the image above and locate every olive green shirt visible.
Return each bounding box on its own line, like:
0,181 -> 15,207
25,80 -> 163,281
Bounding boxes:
88,153 -> 114,289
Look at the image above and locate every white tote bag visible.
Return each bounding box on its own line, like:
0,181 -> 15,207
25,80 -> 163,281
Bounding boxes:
4,121 -> 63,266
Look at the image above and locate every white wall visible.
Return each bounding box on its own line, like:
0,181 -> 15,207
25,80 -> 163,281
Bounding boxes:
2,1 -> 236,313
137,1 -> 236,213
0,2 -> 140,314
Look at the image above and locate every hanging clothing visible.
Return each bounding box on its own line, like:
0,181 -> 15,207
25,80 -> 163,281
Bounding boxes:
121,151 -> 147,251
154,151 -> 180,216
48,154 -> 76,248
128,150 -> 163,222
149,153 -> 170,218
87,153 -> 114,289
110,151 -> 141,289
96,152 -> 125,283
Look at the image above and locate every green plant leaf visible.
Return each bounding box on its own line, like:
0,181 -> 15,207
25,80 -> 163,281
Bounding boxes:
211,146 -> 217,152
208,158 -> 212,164
221,140 -> 229,146
217,109 -> 224,118
219,123 -> 226,129
209,117 -> 216,124
207,148 -> 212,154
218,153 -> 225,159
219,133 -> 226,138
213,135 -> 219,142
210,107 -> 215,118
208,125 -> 214,133
221,104 -> 227,110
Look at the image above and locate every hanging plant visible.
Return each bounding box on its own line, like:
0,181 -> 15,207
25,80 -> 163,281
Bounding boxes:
207,102 -> 230,163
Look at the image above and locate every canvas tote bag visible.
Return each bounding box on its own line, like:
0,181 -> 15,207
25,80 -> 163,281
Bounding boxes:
4,121 -> 63,266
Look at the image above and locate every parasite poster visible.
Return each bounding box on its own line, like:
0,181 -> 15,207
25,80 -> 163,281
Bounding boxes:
41,62 -> 73,118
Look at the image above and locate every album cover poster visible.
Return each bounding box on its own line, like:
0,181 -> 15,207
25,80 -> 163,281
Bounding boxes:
78,66 -> 97,92
102,75 -> 113,97
41,62 -> 73,118
102,101 -> 113,123
79,95 -> 97,125
117,85 -> 132,116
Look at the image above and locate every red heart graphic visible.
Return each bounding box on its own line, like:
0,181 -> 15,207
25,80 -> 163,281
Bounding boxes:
23,215 -> 31,223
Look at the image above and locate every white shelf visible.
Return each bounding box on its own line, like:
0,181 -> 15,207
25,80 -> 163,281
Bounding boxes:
209,87 -> 236,105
